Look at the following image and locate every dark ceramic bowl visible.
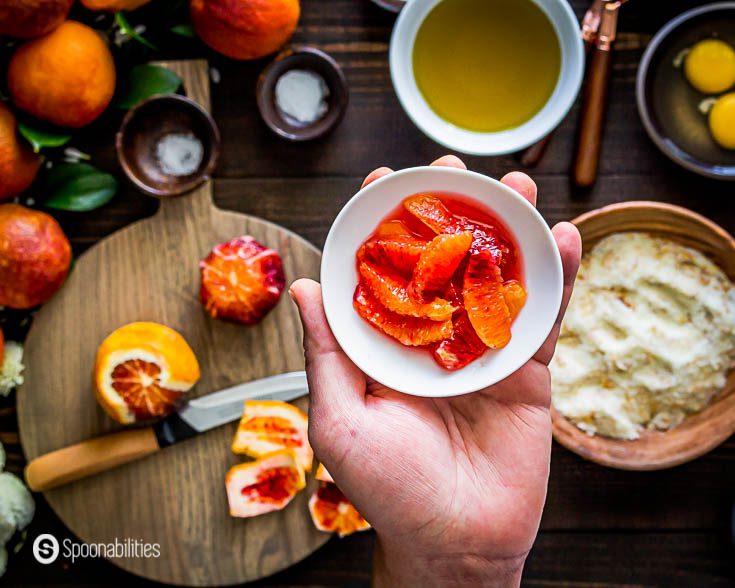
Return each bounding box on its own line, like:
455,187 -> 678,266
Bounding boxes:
256,46 -> 348,141
637,2 -> 735,180
116,94 -> 220,197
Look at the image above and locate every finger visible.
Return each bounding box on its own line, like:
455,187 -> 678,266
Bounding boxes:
431,154 -> 467,169
289,279 -> 367,419
500,171 -> 537,207
534,222 -> 582,365
361,167 -> 393,189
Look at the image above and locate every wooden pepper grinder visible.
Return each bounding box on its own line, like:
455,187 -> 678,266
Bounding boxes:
572,0 -> 627,188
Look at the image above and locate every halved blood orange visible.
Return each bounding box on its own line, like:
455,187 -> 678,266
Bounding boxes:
200,236 -> 285,325
225,449 -> 306,518
357,238 -> 427,276
503,280 -> 527,321
94,322 -> 200,424
232,400 -> 313,472
309,482 -> 370,537
433,313 -> 487,371
315,463 -> 334,483
409,232 -> 472,300
359,262 -> 455,321
353,285 -> 453,346
463,252 -> 511,349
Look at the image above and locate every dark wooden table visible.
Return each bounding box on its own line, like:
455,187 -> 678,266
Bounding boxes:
2,0 -> 735,585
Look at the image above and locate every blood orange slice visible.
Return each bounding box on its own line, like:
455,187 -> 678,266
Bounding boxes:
359,262 -> 455,321
357,238 -> 426,276
232,400 -> 313,473
94,322 -> 200,424
353,285 -> 453,346
200,236 -> 286,325
463,251 -> 511,349
409,231 -> 472,300
503,280 -> 527,321
309,482 -> 371,537
433,313 -> 487,371
315,463 -> 334,483
225,449 -> 306,518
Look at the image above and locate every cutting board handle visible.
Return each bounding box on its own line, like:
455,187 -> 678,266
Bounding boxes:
25,427 -> 160,492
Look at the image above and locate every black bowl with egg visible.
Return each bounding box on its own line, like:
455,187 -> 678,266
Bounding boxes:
256,46 -> 349,141
637,2 -> 735,180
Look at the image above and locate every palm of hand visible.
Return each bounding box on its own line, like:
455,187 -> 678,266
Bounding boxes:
319,361 -> 552,562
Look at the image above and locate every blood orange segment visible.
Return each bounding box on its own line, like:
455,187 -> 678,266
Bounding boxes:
433,313 -> 487,371
404,193 -> 456,233
232,400 -> 313,472
315,463 -> 334,483
110,359 -> 183,420
309,482 -> 371,537
225,449 -> 305,518
463,251 -> 511,349
373,220 -> 414,240
353,285 -> 453,346
359,262 -> 455,321
503,280 -> 527,321
357,238 -> 426,276
409,231 -> 472,300
200,236 -> 285,325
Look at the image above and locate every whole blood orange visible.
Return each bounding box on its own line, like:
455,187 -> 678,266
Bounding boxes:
81,0 -> 152,10
200,236 -> 286,325
190,0 -> 300,60
309,482 -> 370,537
94,322 -> 201,424
232,400 -> 313,472
0,204 -> 71,309
225,449 -> 305,518
8,21 -> 116,128
0,103 -> 41,201
0,0 -> 73,38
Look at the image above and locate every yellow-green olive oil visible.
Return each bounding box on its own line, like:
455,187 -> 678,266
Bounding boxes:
413,0 -> 561,132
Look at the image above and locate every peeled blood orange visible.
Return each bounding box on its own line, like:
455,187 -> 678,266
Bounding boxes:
226,450 -> 305,518
353,285 -> 453,346
409,231 -> 472,300
309,482 -> 370,537
463,251 -> 511,349
94,322 -> 200,424
200,236 -> 286,325
359,262 -> 455,321
232,400 -> 313,473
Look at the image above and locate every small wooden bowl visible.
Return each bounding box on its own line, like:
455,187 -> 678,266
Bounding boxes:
552,201 -> 735,470
116,94 -> 220,197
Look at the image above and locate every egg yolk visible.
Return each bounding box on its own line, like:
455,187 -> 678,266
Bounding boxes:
709,92 -> 735,150
684,39 -> 735,94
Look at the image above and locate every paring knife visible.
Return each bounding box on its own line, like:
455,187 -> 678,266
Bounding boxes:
24,371 -> 308,492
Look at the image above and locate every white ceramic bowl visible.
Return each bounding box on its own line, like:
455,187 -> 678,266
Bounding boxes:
321,166 -> 563,397
389,0 -> 585,156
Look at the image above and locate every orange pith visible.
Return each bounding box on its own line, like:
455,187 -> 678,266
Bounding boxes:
241,466 -> 302,505
309,482 -> 370,537
353,285 -> 453,346
359,262 -> 455,321
110,359 -> 182,420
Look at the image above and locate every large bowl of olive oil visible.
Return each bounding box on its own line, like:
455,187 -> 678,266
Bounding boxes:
390,0 -> 584,155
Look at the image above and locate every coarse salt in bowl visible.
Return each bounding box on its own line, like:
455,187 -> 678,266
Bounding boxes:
321,166 -> 564,397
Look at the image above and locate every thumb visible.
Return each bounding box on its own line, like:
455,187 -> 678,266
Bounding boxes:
289,279 -> 366,441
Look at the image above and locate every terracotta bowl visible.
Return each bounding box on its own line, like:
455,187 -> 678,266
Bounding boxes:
551,201 -> 735,470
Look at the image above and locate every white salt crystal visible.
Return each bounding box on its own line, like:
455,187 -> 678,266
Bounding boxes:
155,133 -> 204,177
275,69 -> 330,125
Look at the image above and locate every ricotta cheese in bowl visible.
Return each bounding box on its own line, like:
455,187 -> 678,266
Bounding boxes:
550,232 -> 735,440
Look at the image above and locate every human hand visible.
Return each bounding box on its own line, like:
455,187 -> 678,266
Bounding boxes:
290,156 -> 582,587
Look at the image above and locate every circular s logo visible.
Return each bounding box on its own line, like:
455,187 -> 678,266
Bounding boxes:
32,534 -> 60,564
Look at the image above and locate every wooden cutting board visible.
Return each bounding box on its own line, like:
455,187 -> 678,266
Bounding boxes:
16,60 -> 329,586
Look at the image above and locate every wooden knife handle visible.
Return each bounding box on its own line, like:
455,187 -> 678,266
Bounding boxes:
573,46 -> 613,188
25,427 -> 160,492
519,134 -> 553,168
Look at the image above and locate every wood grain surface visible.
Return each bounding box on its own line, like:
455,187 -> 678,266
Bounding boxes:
2,1 -> 734,586
15,60 -> 328,586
